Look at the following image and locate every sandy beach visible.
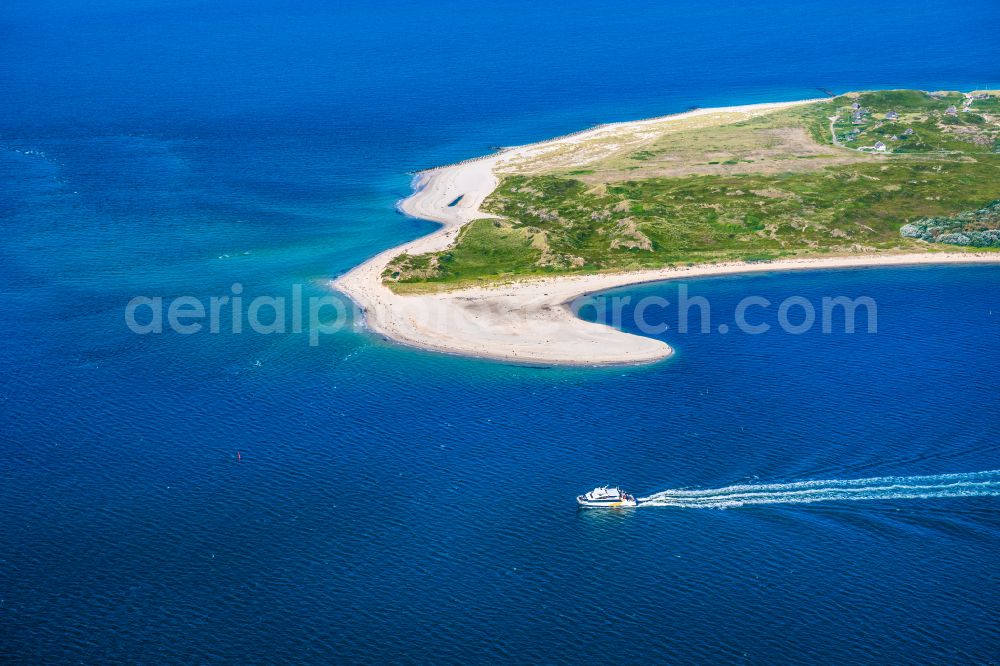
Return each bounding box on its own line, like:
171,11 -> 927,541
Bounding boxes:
333,99 -> 1000,366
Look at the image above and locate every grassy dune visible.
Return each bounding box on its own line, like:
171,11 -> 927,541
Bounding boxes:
385,90 -> 1000,290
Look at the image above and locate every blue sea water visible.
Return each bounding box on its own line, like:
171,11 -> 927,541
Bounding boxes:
2,0 -> 1000,662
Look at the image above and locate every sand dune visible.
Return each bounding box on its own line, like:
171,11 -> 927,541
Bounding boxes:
332,99 -> 1000,366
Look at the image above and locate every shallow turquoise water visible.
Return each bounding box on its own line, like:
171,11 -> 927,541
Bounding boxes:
2,1 -> 999,662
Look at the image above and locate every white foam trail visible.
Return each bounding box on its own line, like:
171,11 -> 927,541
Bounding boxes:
637,470 -> 1000,509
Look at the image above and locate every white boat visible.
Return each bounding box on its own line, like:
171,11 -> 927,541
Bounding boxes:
577,486 -> 638,508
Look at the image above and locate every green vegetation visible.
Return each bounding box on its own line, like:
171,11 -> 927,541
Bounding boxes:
387,220 -> 541,286
385,90 -> 1000,289
832,90 -> 1000,153
901,200 -> 1000,247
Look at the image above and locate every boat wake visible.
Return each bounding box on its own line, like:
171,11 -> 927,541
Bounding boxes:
637,470 -> 1000,509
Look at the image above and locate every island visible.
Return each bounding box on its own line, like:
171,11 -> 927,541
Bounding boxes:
334,90 -> 1000,365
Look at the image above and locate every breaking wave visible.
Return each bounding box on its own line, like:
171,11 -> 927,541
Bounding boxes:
637,470 -> 1000,508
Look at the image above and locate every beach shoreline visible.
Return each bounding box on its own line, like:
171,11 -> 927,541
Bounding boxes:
333,98 -> 1000,366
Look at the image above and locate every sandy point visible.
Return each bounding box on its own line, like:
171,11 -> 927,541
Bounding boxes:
333,98 -> 1000,366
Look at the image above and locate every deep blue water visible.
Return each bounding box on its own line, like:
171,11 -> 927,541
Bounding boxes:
2,1 -> 999,662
